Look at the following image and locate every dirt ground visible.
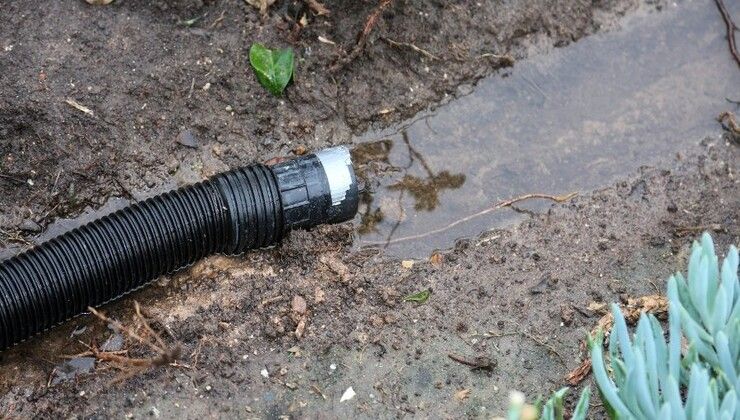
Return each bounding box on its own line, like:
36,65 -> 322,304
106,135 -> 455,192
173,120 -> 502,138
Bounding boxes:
1,0 -> 738,418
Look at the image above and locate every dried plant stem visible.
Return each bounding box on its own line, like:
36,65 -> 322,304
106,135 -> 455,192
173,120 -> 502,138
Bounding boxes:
363,192 -> 578,245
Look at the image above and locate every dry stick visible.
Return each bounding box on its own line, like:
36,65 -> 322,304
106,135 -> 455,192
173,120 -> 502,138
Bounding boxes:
330,0 -> 394,71
714,0 -> 740,68
382,37 -> 439,60
363,192 -> 578,245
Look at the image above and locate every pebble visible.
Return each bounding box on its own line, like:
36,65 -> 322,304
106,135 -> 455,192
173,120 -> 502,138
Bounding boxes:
19,219 -> 41,233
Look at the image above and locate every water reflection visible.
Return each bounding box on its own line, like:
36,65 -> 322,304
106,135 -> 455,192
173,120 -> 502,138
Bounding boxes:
351,0 -> 740,258
352,133 -> 466,242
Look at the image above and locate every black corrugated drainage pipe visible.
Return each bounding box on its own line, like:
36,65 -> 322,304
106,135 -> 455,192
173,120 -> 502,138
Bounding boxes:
0,146 -> 359,350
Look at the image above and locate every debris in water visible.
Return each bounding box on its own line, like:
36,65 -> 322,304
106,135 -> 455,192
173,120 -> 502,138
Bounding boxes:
340,386 -> 356,402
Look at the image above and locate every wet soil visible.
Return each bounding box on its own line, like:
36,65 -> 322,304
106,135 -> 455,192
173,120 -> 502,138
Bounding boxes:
0,0 -> 738,418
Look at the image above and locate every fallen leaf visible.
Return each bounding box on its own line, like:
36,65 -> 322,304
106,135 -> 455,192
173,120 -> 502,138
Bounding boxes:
340,386 -> 356,402
403,289 -> 431,303
565,359 -> 592,385
454,389 -> 470,401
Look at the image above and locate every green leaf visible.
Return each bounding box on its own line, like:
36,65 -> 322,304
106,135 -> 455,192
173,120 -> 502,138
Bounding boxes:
572,387 -> 591,420
403,289 -> 431,303
249,43 -> 294,96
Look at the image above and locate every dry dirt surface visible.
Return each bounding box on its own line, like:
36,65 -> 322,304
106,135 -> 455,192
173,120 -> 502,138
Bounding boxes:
3,0 -> 737,419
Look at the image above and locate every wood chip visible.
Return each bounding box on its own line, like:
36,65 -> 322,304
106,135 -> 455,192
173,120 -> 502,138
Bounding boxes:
565,359 -> 592,385
64,99 -> 94,116
454,388 -> 470,401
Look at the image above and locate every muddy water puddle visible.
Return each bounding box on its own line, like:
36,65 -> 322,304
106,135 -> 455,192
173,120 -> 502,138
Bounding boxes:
352,0 -> 740,258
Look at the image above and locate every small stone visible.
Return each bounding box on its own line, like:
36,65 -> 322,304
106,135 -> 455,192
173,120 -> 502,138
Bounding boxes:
260,368 -> 269,378
340,387 -> 356,402
176,130 -> 199,149
291,295 -> 307,315
19,219 -> 41,233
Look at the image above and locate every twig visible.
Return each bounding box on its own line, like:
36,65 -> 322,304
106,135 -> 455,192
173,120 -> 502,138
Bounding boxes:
85,303 -> 182,384
382,37 -> 438,60
209,9 -> 226,28
64,99 -> 94,116
714,0 -> 740,68
330,0 -> 394,71
447,353 -> 495,370
363,192 -> 577,245
304,0 -> 330,16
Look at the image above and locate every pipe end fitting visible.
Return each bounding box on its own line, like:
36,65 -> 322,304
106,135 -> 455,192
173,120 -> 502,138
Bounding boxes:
270,146 -> 359,231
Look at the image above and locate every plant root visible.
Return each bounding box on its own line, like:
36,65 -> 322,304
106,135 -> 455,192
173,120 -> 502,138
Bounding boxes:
78,302 -> 182,384
330,0 -> 394,72
713,0 -> 740,68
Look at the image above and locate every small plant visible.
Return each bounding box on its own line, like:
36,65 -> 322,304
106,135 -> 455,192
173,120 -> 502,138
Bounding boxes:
589,233 -> 738,419
249,43 -> 294,96
504,234 -> 738,419
505,387 -> 590,420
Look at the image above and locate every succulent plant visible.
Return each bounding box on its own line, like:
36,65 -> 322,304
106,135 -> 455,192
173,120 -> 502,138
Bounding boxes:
668,233 -> 739,391
503,234 -> 737,420
589,233 -> 738,419
505,385 -> 589,420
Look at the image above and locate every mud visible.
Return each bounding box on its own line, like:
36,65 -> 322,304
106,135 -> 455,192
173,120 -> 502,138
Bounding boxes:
0,0 -> 738,418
